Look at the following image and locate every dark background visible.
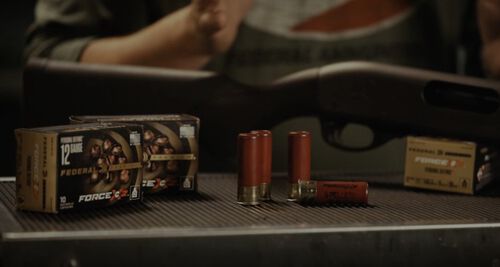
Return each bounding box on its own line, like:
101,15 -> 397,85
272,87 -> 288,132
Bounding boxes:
0,1 -> 485,176
1,1 -> 35,176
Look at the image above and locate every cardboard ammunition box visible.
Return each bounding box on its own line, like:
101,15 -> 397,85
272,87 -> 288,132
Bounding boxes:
15,123 -> 143,213
70,115 -> 199,194
404,136 -> 498,194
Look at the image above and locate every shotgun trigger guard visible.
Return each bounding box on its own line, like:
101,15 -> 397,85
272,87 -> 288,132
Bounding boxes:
320,119 -> 394,152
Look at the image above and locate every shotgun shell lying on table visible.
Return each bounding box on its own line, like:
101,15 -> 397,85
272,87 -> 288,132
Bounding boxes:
298,180 -> 369,205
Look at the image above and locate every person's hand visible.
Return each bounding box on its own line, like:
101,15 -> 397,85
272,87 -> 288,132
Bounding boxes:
478,0 -> 500,78
190,0 -> 253,54
81,0 -> 253,69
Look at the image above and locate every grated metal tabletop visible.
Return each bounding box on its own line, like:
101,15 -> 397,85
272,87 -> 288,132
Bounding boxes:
2,173 -> 500,267
1,173 -> 500,231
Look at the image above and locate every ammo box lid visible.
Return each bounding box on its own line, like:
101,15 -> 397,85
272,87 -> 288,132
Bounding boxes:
70,114 -> 199,123
406,136 -> 477,149
15,123 -> 136,134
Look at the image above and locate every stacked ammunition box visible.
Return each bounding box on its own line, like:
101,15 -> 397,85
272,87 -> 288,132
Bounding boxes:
15,123 -> 143,213
404,136 -> 499,194
70,115 -> 199,194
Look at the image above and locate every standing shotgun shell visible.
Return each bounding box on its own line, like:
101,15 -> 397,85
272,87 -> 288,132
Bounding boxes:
298,180 -> 369,205
237,133 -> 260,205
288,131 -> 311,201
251,130 -> 272,201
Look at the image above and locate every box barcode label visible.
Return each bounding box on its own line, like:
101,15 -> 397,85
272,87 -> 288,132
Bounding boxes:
129,132 -> 141,146
180,125 -> 195,138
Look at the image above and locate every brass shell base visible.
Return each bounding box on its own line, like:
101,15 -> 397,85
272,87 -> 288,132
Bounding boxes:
297,180 -> 317,202
287,183 -> 299,201
237,185 -> 260,206
259,183 -> 271,201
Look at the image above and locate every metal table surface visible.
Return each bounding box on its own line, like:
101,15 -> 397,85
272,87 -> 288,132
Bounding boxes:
1,173 -> 500,266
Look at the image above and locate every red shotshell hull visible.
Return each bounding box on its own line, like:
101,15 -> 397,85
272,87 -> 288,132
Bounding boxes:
251,130 -> 272,184
238,133 -> 260,187
288,131 -> 311,183
316,181 -> 368,204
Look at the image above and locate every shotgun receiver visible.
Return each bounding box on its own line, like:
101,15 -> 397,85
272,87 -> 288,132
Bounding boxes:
275,62 -> 500,151
23,59 -> 500,160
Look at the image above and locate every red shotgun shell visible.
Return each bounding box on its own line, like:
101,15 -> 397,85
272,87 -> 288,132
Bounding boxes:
237,133 -> 260,205
288,131 -> 311,201
298,180 -> 369,205
251,130 -> 272,201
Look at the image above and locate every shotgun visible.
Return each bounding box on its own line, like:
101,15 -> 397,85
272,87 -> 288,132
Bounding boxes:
23,59 -> 500,160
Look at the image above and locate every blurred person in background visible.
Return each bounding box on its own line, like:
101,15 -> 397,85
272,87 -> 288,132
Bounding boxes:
24,0 -> 500,172
479,0 -> 500,78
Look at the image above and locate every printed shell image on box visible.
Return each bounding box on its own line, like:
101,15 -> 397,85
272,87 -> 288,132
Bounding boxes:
15,123 -> 143,213
70,115 -> 199,194
404,136 -> 498,195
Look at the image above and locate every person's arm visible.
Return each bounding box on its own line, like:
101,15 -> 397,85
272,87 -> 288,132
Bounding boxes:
478,0 -> 500,78
25,0 -> 252,70
81,0 -> 252,69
